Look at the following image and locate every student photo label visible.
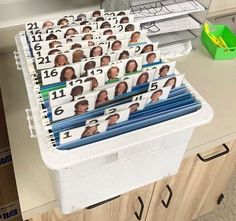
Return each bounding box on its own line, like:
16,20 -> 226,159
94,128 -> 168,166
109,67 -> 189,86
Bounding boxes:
115,47 -> 136,60
135,42 -> 159,55
142,50 -> 161,65
104,99 -> 147,115
132,86 -> 171,104
75,85 -> 116,108
48,81 -> 91,107
125,30 -> 147,44
154,61 -> 176,79
86,108 -> 130,127
41,63 -> 80,86
123,56 -> 143,74
51,96 -> 95,121
66,74 -> 105,91
59,121 -> 108,144
128,68 -> 156,87
35,51 -> 78,70
114,78 -> 133,97
148,74 -> 184,91
87,62 -> 125,83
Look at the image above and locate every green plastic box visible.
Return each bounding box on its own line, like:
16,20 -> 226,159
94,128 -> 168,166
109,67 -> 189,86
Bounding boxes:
201,24 -> 236,60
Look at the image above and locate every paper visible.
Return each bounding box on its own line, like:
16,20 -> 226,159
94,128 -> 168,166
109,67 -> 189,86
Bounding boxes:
141,15 -> 201,36
131,0 -> 205,23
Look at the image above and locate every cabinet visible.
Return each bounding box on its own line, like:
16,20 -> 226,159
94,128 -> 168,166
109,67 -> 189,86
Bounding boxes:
28,141 -> 236,221
29,209 -> 84,221
146,141 -> 236,221
84,183 -> 155,221
29,183 -> 155,221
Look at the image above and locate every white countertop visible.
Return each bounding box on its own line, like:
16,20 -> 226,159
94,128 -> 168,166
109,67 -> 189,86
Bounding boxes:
0,43 -> 236,220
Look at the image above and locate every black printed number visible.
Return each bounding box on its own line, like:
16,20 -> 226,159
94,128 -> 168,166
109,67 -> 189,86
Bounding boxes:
51,90 -> 66,100
68,79 -> 83,86
36,51 -> 41,57
150,82 -> 158,91
27,22 -> 39,30
106,108 -> 117,114
43,69 -> 58,79
46,28 -> 62,34
31,35 -> 43,42
90,69 -> 103,75
54,106 -> 64,116
135,46 -> 141,53
118,24 -> 123,32
34,43 -> 42,51
134,95 -> 143,101
63,131 -> 72,139
29,29 -> 41,35
37,56 -> 51,65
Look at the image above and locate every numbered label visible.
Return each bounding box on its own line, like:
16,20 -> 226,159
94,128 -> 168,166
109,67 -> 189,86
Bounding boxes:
49,81 -> 91,107
132,86 -> 171,104
154,61 -> 176,79
75,85 -> 116,108
87,62 -> 125,83
86,108 -> 130,126
135,42 -> 159,55
122,56 -> 143,74
105,99 -> 147,115
66,74 -> 105,91
127,68 -> 156,87
59,121 -> 108,144
104,10 -> 130,17
141,50 -> 161,66
148,74 -> 184,91
41,63 -> 80,86
35,52 -> 72,70
51,96 -> 95,121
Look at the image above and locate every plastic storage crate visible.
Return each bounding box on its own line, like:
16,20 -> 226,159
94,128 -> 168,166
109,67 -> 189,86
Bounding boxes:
15,32 -> 213,214
201,24 -> 236,60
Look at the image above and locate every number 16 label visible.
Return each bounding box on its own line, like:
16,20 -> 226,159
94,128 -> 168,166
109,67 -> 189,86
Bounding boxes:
41,63 -> 81,86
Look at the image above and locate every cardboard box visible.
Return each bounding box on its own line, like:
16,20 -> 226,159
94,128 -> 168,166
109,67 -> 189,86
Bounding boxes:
0,89 -> 9,150
0,148 -> 22,221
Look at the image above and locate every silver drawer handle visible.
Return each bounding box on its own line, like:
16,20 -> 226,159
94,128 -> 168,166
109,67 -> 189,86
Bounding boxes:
25,109 -> 37,138
13,51 -> 22,70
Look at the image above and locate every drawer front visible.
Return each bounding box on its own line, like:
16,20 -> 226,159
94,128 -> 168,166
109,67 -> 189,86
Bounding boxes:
146,141 -> 236,221
56,142 -> 187,214
29,208 -> 84,221
84,183 -> 154,221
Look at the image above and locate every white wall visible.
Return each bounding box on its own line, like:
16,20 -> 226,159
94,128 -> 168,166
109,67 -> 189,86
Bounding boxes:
209,0 -> 236,13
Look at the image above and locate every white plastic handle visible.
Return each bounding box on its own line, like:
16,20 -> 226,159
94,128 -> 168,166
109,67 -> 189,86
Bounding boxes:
25,109 -> 37,138
13,51 -> 22,70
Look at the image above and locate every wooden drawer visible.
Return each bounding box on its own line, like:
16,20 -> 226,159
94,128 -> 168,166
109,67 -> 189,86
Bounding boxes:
29,208 -> 84,221
29,183 -> 155,221
146,140 -> 236,221
84,183 -> 155,221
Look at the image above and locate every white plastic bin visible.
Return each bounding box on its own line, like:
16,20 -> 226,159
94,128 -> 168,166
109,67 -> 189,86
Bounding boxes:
15,33 -> 213,214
